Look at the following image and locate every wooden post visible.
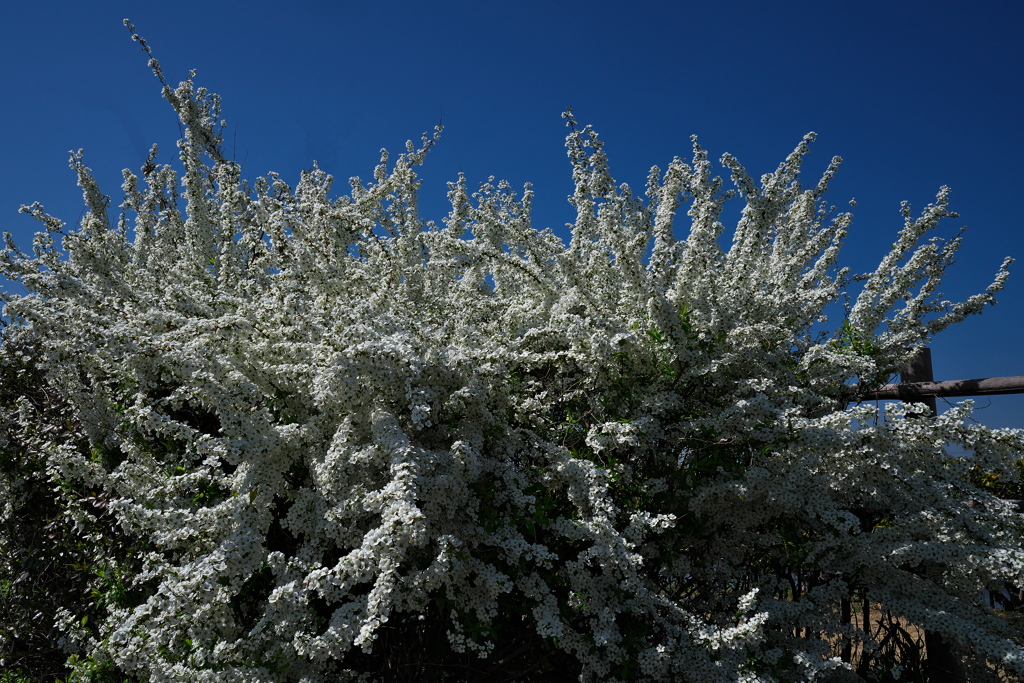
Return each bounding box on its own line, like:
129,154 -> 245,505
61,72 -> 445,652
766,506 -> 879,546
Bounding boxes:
900,349 -> 968,683
900,347 -> 938,414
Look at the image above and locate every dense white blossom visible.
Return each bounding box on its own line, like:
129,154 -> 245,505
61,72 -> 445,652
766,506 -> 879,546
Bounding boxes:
2,27 -> 1024,682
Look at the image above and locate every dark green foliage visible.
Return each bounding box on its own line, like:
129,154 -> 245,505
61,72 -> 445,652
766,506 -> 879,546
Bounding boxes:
0,327 -> 146,682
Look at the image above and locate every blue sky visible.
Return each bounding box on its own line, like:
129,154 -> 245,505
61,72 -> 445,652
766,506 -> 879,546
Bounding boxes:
2,1 -> 1022,434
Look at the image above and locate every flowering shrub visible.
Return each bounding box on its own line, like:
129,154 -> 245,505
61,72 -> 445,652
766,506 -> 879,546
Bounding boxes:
0,330 -> 158,683
3,23 -> 1024,682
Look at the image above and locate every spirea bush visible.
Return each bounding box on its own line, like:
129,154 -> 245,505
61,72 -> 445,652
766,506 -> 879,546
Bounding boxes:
3,24 -> 1024,683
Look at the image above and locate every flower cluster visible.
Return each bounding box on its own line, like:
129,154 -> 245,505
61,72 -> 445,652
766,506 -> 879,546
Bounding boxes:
2,35 -> 1024,682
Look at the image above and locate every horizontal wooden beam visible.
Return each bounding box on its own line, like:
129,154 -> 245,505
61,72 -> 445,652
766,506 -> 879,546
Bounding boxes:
865,375 -> 1024,401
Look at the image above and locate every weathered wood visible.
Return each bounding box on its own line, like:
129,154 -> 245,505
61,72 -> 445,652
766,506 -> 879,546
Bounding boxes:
865,374 -> 1024,401
863,347 -> 1024,401
900,347 -> 938,414
890,349 -> 969,683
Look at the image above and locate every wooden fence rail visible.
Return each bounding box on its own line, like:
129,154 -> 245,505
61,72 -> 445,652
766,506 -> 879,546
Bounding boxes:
865,374 -> 1024,401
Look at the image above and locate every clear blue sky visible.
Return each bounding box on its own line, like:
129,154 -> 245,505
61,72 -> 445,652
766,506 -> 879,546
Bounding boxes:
2,1 -> 1022,433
